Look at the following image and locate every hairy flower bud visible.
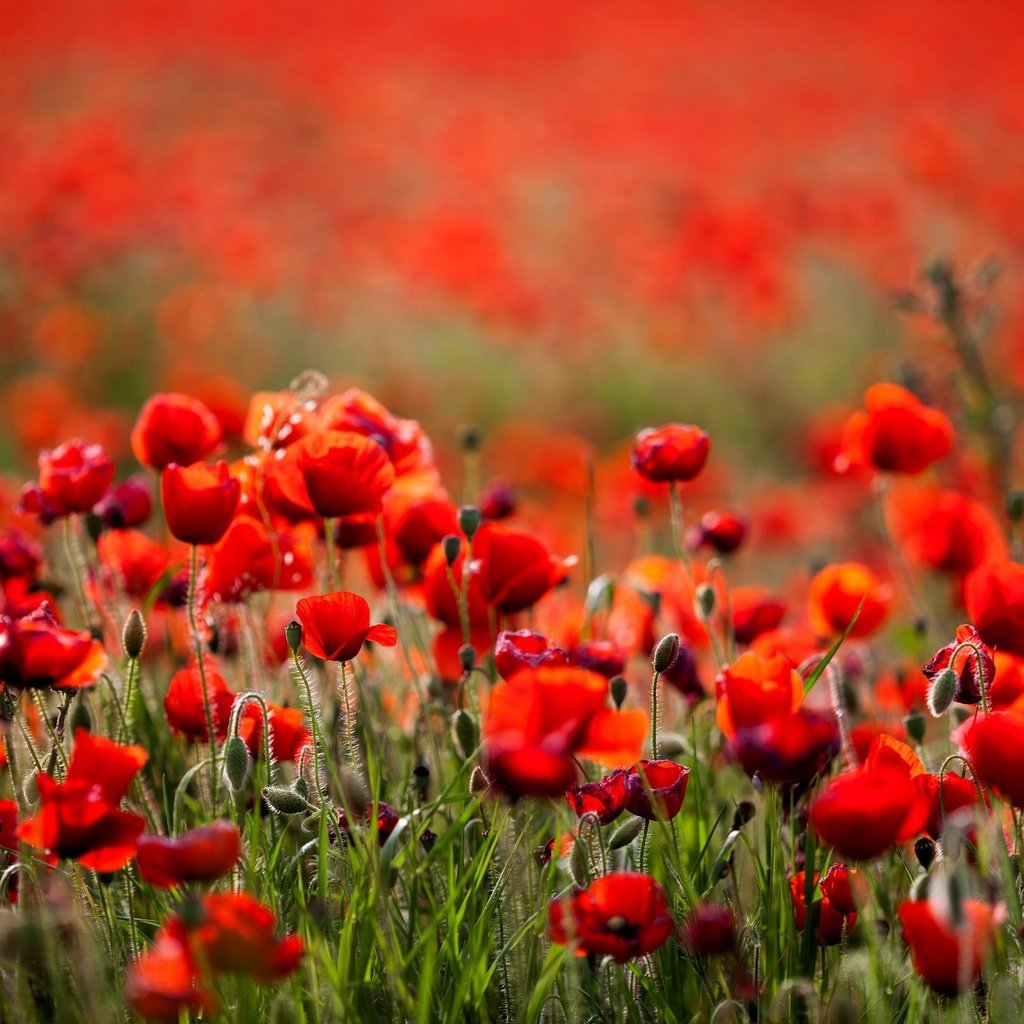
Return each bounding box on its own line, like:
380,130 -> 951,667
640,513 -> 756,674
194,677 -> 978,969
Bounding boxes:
223,736 -> 251,793
652,633 -> 680,674
263,786 -> 311,816
927,667 -> 958,718
122,609 -> 147,660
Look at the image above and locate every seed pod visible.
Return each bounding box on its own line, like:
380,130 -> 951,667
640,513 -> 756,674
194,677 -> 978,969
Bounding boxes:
458,644 -> 476,673
608,816 -> 644,850
927,667 -> 958,718
285,620 -> 302,653
263,786 -> 311,816
652,633 -> 680,674
458,505 -> 480,540
914,837 -> 936,870
223,736 -> 251,793
122,609 -> 147,660
609,675 -> 628,709
442,534 -> 461,566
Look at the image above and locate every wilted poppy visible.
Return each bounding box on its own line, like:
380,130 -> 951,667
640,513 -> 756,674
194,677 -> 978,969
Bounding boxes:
923,625 -> 993,706
731,707 -> 840,785
548,872 -> 674,962
631,424 -> 710,483
0,603 -> 107,691
808,561 -> 890,638
295,591 -> 397,662
790,871 -> 856,946
624,760 -> 689,820
566,768 -> 629,825
18,437 -> 114,521
473,524 -> 574,614
964,560 -> 1024,658
161,461 -> 240,546
132,393 -> 223,471
963,711 -> 1024,807
715,652 -> 802,738
494,630 -> 569,679
137,821 -> 241,889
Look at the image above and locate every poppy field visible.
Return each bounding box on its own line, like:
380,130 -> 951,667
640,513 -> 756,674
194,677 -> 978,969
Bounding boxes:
6,2 -> 1024,1022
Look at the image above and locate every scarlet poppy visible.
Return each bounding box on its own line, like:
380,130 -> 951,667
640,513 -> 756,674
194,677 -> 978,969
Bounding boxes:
132,393 -> 223,471
295,591 -> 397,662
680,903 -> 737,957
566,768 -> 629,825
963,711 -> 1024,807
137,821 -> 241,889
624,760 -> 690,820
964,560 -> 1024,658
161,461 -> 240,546
898,898 -> 998,995
730,587 -> 786,645
240,703 -> 311,764
18,437 -> 114,521
631,424 -> 710,483
97,529 -> 169,600
388,491 -> 459,568
923,625 -> 993,706
569,640 -> 625,680
548,872 -> 674,963
18,728 -> 147,871
494,629 -> 569,679
690,509 -> 748,554
819,862 -> 869,916
422,542 -> 490,630
808,561 -> 890,638
473,524 -> 574,614
731,707 -> 840,785
164,660 -> 237,741
715,652 -> 802,738
790,871 -> 856,946
94,475 -> 153,529
0,603 -> 107,691
204,517 -> 313,602
124,918 -> 215,1020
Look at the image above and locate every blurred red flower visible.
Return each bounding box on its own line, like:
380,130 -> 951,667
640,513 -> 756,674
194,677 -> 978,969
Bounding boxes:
964,560 -> 1024,658
808,561 -> 890,638
137,821 -> 241,888
161,461 -> 240,546
624,760 -> 690,821
566,768 -> 629,825
715,652 -> 802,738
0,603 -> 107,691
494,629 -> 569,679
963,710 -> 1024,807
631,424 -> 710,483
164,659 -> 237,741
898,898 -> 997,995
473,524 -> 575,614
731,707 -> 840,785
18,437 -> 113,521
790,871 -> 856,945
132,393 -> 223,471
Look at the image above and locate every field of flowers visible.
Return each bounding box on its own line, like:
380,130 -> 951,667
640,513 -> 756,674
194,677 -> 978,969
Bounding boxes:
4,2 -> 1024,1022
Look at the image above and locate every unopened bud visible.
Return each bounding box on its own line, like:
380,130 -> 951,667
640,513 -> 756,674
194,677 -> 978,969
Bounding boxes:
458,505 -> 480,540
285,620 -> 302,653
263,786 -> 311,816
458,644 -> 476,673
122,610 -> 146,660
223,736 -> 251,793
569,836 -> 590,887
69,699 -> 92,735
927,667 -> 958,718
608,816 -> 644,850
609,676 -> 628,709
695,583 -> 716,620
293,776 -> 310,803
914,837 -> 936,870
652,633 -> 680,674
442,534 -> 461,566
1006,490 -> 1024,523
457,424 -> 482,453
451,710 -> 479,760
904,709 -> 926,744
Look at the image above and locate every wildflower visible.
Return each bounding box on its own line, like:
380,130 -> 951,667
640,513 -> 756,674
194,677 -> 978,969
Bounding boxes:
0,603 -> 106,691
295,591 -> 397,662
136,821 -> 241,888
681,903 -> 737,957
624,760 -> 690,821
715,652 -> 802,738
18,437 -> 114,521
131,393 -> 223,471
472,524 -> 575,614
566,769 -> 629,825
164,660 -> 237,741
690,509 -> 748,554
94,475 -> 153,529
631,424 -> 710,483
494,630 -> 569,679
790,871 -> 856,945
808,561 -> 890,638
964,560 -> 1024,658
731,707 -> 840,785
922,625 -> 993,706
963,711 -> 1024,807
730,587 -> 786,645
161,461 -> 240,546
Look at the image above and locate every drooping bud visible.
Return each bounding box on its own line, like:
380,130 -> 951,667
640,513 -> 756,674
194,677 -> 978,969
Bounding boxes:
285,620 -> 303,653
695,583 -> 716,620
458,505 -> 481,540
914,837 -> 936,871
451,709 -> 479,760
223,736 -> 251,793
609,675 -> 628,709
442,534 -> 461,567
652,633 -> 681,674
263,786 -> 311,816
122,610 -> 147,660
458,644 -> 476,674
927,667 -> 958,718
903,709 -> 926,744
608,816 -> 644,850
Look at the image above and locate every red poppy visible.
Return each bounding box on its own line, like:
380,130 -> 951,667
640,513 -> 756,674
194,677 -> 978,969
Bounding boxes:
898,898 -> 997,995
680,903 -> 737,956
809,764 -> 923,860
124,918 -> 215,1020
18,728 -> 146,871
690,509 -> 748,554
161,461 -> 240,547
472,524 -> 574,614
715,652 -> 802,738
0,603 -> 107,691
0,529 -> 42,585
295,591 -> 397,662
789,871 -> 856,946
819,863 -> 869,916
569,640 -> 625,680
94,475 -> 153,529
204,517 -> 313,602
164,660 -> 237,741
731,708 -> 840,785
964,560 -> 1024,658
631,424 -> 710,483
963,710 -> 1024,807
243,390 -> 317,451
422,542 -> 490,630
479,479 -> 517,521
494,630 -> 569,679
990,652 -> 1024,708
566,768 -> 629,825
483,667 -> 646,797
132,393 -> 223,471
624,760 -> 690,820
240,703 -> 311,764
923,625 -> 994,706
18,437 -> 114,521
97,529 -> 169,600
548,872 -> 674,963
841,384 -> 953,475
808,562 -> 890,638
730,587 -> 786,645
136,821 -> 241,888
336,802 -> 401,847
388,492 -> 459,568
279,430 -> 395,519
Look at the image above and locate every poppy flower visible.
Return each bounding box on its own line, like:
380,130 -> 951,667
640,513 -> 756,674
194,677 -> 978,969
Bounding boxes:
963,711 -> 1024,807
841,384 -> 954,475
0,529 -> 42,585
624,760 -> 690,820
18,437 -> 114,521
124,918 -> 215,1020
204,517 -> 313,602
161,461 -> 240,547
132,393 -> 223,471
494,630 -> 569,679
336,802 -> 401,847
680,903 -> 737,957
279,430 -> 396,519
898,898 -> 998,995
990,652 -> 1024,708
478,479 -> 517,521
631,424 -> 710,483
922,625 -> 993,706
240,703 -> 311,764
548,872 -> 674,963
566,768 -> 629,825
569,640 -> 625,680
808,562 -> 890,639
422,542 -> 491,630
97,529 -> 169,600
295,591 -> 397,662
964,560 -> 1024,658
94,475 -> 153,529
715,652 -> 802,738
483,667 -> 646,797
0,604 -> 107,691
819,863 -> 869,916
730,587 -> 786,645
18,728 -> 147,871
731,708 -> 841,785
136,821 -> 242,889
388,492 -> 459,568
809,764 -> 923,860
472,524 -> 575,614
690,509 -> 748,554
790,871 -> 856,945
164,660 -> 237,741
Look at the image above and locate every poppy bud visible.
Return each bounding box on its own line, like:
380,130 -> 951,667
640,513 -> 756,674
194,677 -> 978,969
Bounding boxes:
732,801 -> 756,830
69,698 -> 92,735
458,505 -> 480,540
285,620 -> 303,653
569,835 -> 591,887
610,675 -> 628,709
223,736 -> 251,793
927,667 -> 958,717
915,837 -> 936,870
442,534 -> 461,567
263,786 -> 311,816
609,816 -> 644,850
458,644 -> 476,673
293,777 -> 310,803
122,609 -> 147,660
904,709 -> 926,744
451,710 -> 478,760
457,424 -> 482,453
652,633 -> 680,674
1007,490 -> 1024,523
695,584 -> 716,620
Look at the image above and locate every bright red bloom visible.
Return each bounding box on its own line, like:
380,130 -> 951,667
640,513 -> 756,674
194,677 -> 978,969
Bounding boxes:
483,667 -> 647,797
94,475 -> 153,529
680,903 -> 737,957
624,760 -> 690,820
0,603 -> 107,691
18,729 -> 146,870
18,437 -> 114,520
137,821 -> 241,889
691,509 -> 748,554
422,542 -> 490,630
161,461 -> 240,546
790,871 -> 856,946
809,764 -> 923,860
548,872 -> 674,963
473,524 -> 574,614
731,707 -> 840,785
715,652 -> 802,738
808,561 -> 890,638
240,703 -> 311,764
991,652 -> 1024,708
132,393 -> 223,471
389,493 -> 459,567
295,591 -> 397,662
898,899 -> 997,996
841,384 -> 953,475
280,430 -> 395,519
730,587 -> 786,645
819,862 -> 869,916
494,629 -> 569,679
566,768 -> 629,825
964,560 -> 1024,658
923,625 -> 994,706
631,424 -> 710,483
204,517 -> 313,602
963,711 -> 1024,807
164,660 -> 237,741
124,918 -> 215,1020
569,640 -> 625,679
97,529 -> 169,600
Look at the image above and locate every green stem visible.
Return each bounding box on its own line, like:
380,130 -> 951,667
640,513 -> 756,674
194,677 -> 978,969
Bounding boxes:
187,544 -> 218,808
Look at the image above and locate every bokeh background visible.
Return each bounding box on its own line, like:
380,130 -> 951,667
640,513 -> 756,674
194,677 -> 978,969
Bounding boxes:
3,0 -> 1024,484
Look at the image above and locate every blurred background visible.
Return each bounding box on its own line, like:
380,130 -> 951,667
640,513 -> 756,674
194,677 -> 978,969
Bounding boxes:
2,0 -> 1023,486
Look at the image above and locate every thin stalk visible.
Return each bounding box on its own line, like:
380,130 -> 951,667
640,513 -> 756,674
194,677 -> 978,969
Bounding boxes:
187,544 -> 218,808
